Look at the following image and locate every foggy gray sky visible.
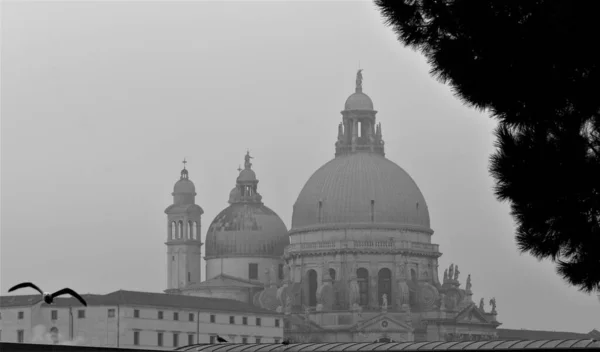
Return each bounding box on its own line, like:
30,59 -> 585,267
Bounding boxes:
1,1 -> 598,332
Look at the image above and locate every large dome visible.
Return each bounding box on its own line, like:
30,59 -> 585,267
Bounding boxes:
205,203 -> 289,258
291,152 -> 431,233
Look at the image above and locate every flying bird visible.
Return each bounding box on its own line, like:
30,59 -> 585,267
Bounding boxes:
8,282 -> 87,307
216,335 -> 227,343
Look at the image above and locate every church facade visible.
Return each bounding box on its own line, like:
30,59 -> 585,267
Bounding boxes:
163,71 -> 501,343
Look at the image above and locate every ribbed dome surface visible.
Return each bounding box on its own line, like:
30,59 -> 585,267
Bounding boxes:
205,203 -> 289,257
344,92 -> 374,110
173,178 -> 195,194
291,152 -> 431,231
237,169 -> 257,182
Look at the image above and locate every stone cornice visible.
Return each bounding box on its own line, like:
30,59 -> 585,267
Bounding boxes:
165,240 -> 203,246
284,248 -> 441,259
289,222 -> 433,235
284,239 -> 441,259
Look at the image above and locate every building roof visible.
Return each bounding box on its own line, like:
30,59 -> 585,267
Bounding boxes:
291,152 -> 431,233
175,340 -> 600,351
184,274 -> 262,289
0,294 -> 42,307
497,328 -> 597,340
0,290 -> 279,316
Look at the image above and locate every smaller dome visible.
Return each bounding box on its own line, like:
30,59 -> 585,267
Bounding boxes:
228,186 -> 240,204
344,92 -> 374,111
238,169 -> 257,182
174,178 -> 195,194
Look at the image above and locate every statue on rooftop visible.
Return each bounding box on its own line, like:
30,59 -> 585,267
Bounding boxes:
443,269 -> 448,282
356,69 -> 363,91
479,298 -> 484,310
489,297 -> 497,314
244,151 -> 253,169
448,264 -> 454,280
466,274 -> 472,292
453,265 -> 460,281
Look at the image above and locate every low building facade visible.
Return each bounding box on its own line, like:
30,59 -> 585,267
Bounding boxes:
0,290 -> 283,350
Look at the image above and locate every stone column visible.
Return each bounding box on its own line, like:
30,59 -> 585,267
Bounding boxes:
352,119 -> 358,152
369,263 -> 379,309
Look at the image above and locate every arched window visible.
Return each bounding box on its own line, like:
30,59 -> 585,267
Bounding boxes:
307,269 -> 318,307
378,268 -> 392,307
357,268 -> 369,307
187,221 -> 193,240
193,221 -> 198,240
170,221 -> 176,240
178,221 -> 184,239
328,268 -> 336,281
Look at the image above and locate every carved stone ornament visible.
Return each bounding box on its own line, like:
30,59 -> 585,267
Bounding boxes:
259,286 -> 279,311
253,291 -> 262,307
418,282 -> 439,311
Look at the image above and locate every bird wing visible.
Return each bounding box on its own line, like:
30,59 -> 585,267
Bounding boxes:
52,288 -> 87,306
8,282 -> 44,295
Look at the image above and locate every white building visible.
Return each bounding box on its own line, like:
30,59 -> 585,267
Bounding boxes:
163,71 -> 501,343
0,290 -> 283,349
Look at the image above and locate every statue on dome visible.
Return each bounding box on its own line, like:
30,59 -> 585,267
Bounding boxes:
466,274 -> 472,291
479,298 -> 484,310
244,151 -> 253,169
356,69 -> 363,91
489,297 -> 497,314
338,123 -> 344,142
453,265 -> 460,280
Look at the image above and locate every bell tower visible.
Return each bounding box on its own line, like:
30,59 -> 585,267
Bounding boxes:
164,159 -> 204,292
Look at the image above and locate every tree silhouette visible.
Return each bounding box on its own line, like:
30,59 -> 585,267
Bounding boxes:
375,0 -> 600,293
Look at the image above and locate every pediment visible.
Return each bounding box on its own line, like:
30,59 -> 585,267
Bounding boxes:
352,313 -> 413,333
455,304 -> 490,324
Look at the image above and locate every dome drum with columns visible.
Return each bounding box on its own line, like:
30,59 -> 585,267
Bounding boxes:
163,71 -> 500,342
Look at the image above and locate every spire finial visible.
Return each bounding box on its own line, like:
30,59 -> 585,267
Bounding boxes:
356,69 -> 363,92
180,158 -> 189,179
